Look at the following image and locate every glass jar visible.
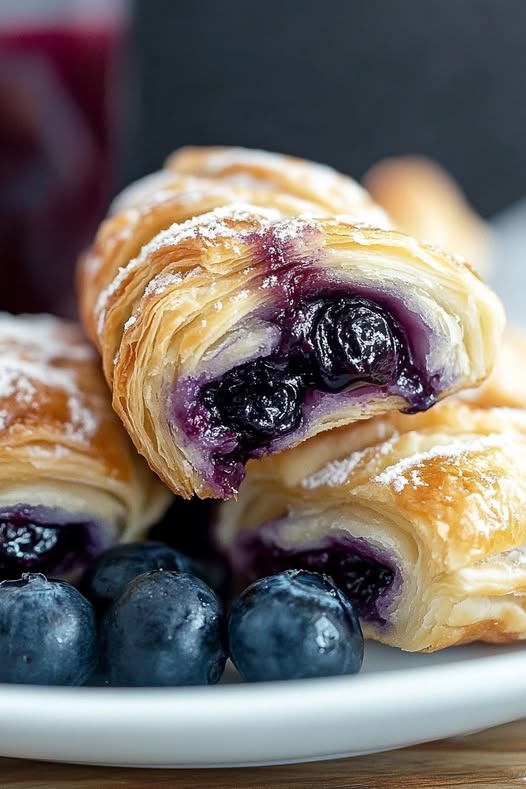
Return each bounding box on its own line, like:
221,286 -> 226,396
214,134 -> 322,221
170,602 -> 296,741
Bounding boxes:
0,0 -> 130,316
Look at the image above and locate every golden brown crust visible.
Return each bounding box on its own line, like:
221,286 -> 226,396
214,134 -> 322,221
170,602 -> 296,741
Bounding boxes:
78,146 -> 505,499
218,402 -> 526,651
78,180 -> 329,369
167,146 -> 392,223
363,155 -> 492,276
0,314 -> 171,543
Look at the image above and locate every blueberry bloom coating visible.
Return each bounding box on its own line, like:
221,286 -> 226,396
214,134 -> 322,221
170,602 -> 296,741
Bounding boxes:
0,573 -> 97,685
81,541 -> 194,613
228,569 -> 364,682
100,570 -> 227,686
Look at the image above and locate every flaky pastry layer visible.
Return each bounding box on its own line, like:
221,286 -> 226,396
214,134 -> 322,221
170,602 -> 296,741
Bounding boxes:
0,314 -> 171,578
78,146 -> 504,499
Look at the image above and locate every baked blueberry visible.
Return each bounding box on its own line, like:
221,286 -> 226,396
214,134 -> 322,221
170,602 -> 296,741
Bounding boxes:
80,541 -> 194,613
0,511 -> 96,579
190,291 -> 436,498
0,520 -> 61,570
334,553 -> 394,617
197,296 -> 410,494
228,569 -> 364,682
100,570 -> 227,686
0,573 -> 97,685
304,297 -> 401,391
202,359 -> 304,444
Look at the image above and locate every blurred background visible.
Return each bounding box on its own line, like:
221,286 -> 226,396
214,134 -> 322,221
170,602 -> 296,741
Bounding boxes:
1,0 -> 526,316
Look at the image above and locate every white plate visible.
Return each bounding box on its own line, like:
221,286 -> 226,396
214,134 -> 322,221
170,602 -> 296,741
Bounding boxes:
1,642 -> 526,767
0,209 -> 522,769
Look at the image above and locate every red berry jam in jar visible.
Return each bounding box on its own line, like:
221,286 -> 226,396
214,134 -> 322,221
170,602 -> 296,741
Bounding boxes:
0,0 -> 130,316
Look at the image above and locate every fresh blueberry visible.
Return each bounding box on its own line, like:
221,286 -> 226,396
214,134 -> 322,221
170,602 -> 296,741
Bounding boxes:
0,573 -> 97,685
228,569 -> 364,682
147,501 -> 231,599
306,297 -> 401,391
100,570 -> 227,686
80,541 -> 194,613
202,359 -> 304,443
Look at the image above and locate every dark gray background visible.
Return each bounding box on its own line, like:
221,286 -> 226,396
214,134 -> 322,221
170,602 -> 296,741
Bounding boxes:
133,0 -> 526,218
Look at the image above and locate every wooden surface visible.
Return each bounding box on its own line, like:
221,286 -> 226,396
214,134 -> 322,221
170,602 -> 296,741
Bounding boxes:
2,719 -> 526,788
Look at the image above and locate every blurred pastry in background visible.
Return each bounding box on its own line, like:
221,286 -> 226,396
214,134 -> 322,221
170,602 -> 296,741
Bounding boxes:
363,155 -> 493,277
460,327 -> 526,410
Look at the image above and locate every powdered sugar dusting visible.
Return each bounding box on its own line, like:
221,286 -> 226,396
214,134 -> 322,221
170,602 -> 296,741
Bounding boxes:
373,435 -> 505,491
302,434 -> 506,492
0,359 -> 98,443
194,147 -> 300,175
181,147 -> 391,225
111,171 -> 243,215
0,315 -> 99,445
66,396 -> 98,442
191,147 -> 365,201
0,315 -> 95,362
144,272 -> 184,298
302,437 -> 397,489
94,203 -> 282,338
302,448 -> 370,488
109,169 -> 175,214
0,363 -> 38,404
392,476 -> 408,493
271,216 -> 317,243
410,469 -> 427,488
231,289 -> 250,303
262,275 -> 279,289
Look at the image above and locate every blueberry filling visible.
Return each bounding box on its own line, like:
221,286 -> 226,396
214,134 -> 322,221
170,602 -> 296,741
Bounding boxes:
292,297 -> 402,392
0,521 -> 62,569
198,296 -> 422,470
201,360 -> 304,446
232,531 -> 400,625
0,508 -> 108,579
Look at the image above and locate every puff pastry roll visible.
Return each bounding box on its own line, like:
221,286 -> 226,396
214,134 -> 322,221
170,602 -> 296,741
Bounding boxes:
165,146 -> 392,225
0,314 -> 171,581
363,156 -> 492,276
78,146 -> 504,499
110,145 -> 391,230
218,403 -> 526,652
